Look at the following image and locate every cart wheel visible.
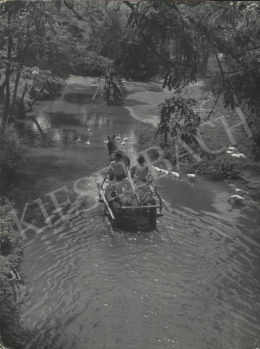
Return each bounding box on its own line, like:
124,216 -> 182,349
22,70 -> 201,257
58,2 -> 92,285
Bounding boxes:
149,200 -> 157,230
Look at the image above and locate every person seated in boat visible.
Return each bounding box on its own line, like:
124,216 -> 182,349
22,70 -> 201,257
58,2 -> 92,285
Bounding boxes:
107,150 -> 128,181
130,154 -> 148,182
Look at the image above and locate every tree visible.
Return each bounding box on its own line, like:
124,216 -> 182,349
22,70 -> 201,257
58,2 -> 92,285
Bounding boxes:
102,68 -> 126,106
0,0 -> 109,131
121,1 -> 260,147
0,1 -> 55,130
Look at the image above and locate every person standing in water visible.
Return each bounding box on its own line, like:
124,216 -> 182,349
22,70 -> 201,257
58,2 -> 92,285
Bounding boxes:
131,154 -> 148,182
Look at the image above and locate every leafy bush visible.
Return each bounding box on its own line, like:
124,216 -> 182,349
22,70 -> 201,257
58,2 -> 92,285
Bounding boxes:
0,198 -> 25,349
78,54 -> 113,77
0,126 -> 25,189
101,68 -> 126,106
133,121 -> 260,182
245,109 -> 260,160
23,68 -> 65,101
0,198 -> 23,259
0,280 -> 25,349
156,95 -> 200,145
195,153 -> 242,180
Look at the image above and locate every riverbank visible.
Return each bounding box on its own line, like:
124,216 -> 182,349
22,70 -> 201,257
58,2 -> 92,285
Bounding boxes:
0,70 -> 66,349
0,199 -> 26,349
124,78 -> 260,204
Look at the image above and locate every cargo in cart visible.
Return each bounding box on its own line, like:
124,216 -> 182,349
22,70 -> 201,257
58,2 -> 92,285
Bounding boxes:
96,176 -> 163,230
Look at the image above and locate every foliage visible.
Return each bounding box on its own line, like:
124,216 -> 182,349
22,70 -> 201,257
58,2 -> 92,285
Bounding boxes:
24,68 -> 64,97
92,3 -> 128,61
76,54 -> 112,77
43,4 -> 107,77
0,198 -> 23,258
122,0 -> 260,150
92,2 -> 157,81
0,286 -> 25,349
133,122 -> 259,182
0,126 -> 25,185
156,95 -> 200,144
0,1 -> 58,129
115,33 -> 159,81
206,2 -> 260,114
195,153 -> 241,180
193,152 -> 260,181
0,0 -> 105,73
0,0 -> 112,129
9,68 -> 66,119
241,107 -> 260,160
124,0 -> 200,87
0,197 -> 24,349
101,68 -> 126,106
108,179 -> 154,206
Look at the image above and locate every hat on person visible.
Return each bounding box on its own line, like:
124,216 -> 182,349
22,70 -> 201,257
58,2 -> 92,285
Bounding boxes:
137,155 -> 145,163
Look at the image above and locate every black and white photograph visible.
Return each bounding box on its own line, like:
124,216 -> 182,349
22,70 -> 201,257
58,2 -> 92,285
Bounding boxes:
0,1 -> 260,349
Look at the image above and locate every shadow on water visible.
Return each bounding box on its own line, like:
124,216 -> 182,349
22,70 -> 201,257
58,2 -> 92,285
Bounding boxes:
14,77 -> 260,349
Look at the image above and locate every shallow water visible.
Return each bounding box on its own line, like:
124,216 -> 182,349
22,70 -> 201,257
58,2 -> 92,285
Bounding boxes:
16,77 -> 260,349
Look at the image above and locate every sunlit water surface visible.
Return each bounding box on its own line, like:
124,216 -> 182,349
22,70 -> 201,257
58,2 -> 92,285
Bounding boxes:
14,76 -> 260,349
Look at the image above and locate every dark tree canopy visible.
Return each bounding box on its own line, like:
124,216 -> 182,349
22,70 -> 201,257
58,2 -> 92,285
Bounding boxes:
120,1 -> 260,144
0,0 -> 260,146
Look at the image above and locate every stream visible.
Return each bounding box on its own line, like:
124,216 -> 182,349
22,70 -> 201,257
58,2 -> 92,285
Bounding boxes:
14,76 -> 260,349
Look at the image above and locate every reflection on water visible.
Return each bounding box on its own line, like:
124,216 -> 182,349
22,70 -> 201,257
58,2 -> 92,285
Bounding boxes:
18,77 -> 260,349
23,111 -> 118,149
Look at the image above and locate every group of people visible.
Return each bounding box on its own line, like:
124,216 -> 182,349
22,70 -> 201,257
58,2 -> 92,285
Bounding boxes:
106,149 -> 149,183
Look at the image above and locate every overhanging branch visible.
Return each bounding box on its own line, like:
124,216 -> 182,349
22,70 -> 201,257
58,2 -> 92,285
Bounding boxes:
122,1 -> 191,69
63,0 -> 85,21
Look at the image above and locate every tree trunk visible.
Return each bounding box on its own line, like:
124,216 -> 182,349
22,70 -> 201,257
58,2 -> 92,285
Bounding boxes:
27,116 -> 46,138
200,48 -> 209,78
0,76 -> 7,94
21,83 -> 27,104
10,22 -> 30,119
92,84 -> 100,100
27,83 -> 46,111
10,71 -> 21,118
1,11 -> 12,132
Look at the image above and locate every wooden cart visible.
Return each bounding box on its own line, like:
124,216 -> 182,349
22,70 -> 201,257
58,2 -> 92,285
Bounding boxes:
96,177 -> 164,230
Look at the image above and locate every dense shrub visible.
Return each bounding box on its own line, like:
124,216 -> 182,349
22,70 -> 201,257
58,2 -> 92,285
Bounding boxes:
195,154 -> 240,180
0,278 -> 25,349
25,69 -> 65,104
245,110 -> 260,160
0,126 -> 25,193
0,198 -> 23,259
0,198 -> 25,349
101,68 -> 126,106
134,124 -> 260,181
190,152 -> 260,180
